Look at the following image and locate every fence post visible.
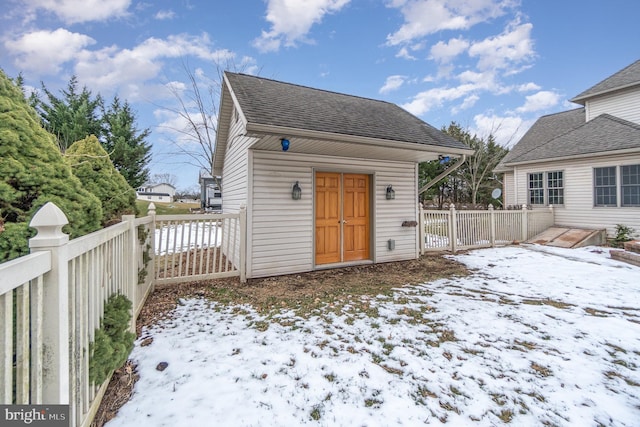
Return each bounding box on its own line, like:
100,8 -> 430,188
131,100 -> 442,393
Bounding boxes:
239,204 -> 247,283
521,204 -> 528,242
489,204 -> 496,247
28,202 -> 70,406
148,203 -> 156,287
449,204 -> 458,253
123,214 -> 137,332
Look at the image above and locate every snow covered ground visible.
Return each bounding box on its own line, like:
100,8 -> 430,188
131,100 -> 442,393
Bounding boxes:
107,245 -> 640,426
155,222 -> 221,255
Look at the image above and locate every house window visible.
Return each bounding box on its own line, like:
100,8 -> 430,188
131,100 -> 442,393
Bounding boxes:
547,171 -> 564,205
594,167 -> 617,206
528,173 -> 544,205
621,164 -> 640,206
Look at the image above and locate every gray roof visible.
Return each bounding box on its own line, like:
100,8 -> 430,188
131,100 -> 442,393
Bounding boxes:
499,110 -> 640,166
571,59 -> 640,103
225,72 -> 469,151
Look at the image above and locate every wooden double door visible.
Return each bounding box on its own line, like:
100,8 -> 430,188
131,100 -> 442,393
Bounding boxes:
315,172 -> 370,265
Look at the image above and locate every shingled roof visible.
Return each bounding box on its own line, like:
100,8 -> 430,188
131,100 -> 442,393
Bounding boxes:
498,110 -> 640,166
224,72 -> 469,151
571,60 -> 640,103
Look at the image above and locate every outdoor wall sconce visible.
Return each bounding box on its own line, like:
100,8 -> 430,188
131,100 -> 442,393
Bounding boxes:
438,155 -> 450,164
281,138 -> 290,151
292,181 -> 302,200
386,185 -> 395,200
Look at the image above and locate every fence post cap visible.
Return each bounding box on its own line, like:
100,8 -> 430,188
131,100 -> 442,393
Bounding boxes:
29,202 -> 69,248
488,204 -> 494,210
148,202 -> 156,215
521,203 -> 528,210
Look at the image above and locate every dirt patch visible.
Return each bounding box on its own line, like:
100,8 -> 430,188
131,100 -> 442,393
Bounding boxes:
93,253 -> 468,426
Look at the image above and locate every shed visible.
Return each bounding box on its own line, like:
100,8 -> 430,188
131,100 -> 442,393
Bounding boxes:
214,72 -> 473,278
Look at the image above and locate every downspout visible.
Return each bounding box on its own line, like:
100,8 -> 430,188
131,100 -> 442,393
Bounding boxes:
418,154 -> 467,195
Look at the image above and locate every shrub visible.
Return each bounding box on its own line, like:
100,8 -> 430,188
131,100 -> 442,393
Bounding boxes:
65,135 -> 138,225
89,294 -> 135,385
612,224 -> 635,248
0,69 -> 102,261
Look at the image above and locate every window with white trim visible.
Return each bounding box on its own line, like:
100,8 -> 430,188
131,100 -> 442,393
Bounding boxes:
594,166 -> 617,206
528,172 -> 544,205
547,171 -> 564,205
594,164 -> 640,207
528,171 -> 563,205
621,164 -> 640,206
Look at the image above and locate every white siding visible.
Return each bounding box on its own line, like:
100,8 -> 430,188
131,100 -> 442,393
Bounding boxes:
503,172 -> 516,206
586,87 -> 640,124
249,150 -> 418,278
510,154 -> 640,237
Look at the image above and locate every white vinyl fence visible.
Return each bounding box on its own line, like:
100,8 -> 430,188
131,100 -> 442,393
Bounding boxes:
0,202 -> 246,427
420,204 -> 555,253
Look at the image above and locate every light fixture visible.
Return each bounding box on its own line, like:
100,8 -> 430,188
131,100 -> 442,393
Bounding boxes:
281,138 -> 290,151
438,155 -> 450,164
386,185 -> 395,200
292,181 -> 302,200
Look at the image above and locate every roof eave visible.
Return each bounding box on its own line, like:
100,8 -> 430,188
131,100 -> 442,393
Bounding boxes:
570,82 -> 640,104
245,122 -> 474,157
502,147 -> 640,167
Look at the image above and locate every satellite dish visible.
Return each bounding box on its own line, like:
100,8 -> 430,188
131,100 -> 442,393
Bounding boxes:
491,188 -> 502,199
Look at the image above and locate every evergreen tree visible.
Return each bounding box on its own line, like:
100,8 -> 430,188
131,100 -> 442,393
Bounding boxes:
66,135 -> 138,225
36,75 -> 104,152
102,96 -> 152,188
0,70 -> 102,261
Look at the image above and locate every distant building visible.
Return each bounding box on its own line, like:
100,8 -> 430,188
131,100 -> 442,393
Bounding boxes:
136,182 -> 176,203
199,169 -> 222,210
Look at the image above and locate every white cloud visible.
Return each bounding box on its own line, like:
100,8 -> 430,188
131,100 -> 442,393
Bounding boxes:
401,83 -> 477,116
379,75 -> 406,94
452,94 -> 479,114
253,0 -> 351,52
4,28 -> 95,74
429,37 -> 470,63
473,113 -> 532,147
395,47 -> 416,60
386,0 -> 515,46
515,90 -> 561,113
23,0 -> 130,24
468,20 -> 534,71
517,82 -> 541,92
155,10 -> 176,20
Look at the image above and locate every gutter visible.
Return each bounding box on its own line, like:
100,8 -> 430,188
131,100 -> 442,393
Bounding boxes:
418,154 -> 467,195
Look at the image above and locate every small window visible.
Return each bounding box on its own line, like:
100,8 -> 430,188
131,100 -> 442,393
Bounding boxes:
594,167 -> 617,206
621,164 -> 640,206
528,173 -> 544,205
547,171 -> 564,205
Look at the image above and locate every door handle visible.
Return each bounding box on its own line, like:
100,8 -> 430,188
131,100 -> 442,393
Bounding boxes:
341,220 -> 348,224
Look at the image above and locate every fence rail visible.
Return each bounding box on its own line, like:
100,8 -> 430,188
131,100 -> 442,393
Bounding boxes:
0,202 -> 246,427
420,204 -> 555,253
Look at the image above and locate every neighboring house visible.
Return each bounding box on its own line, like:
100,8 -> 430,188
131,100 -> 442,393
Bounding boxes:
495,60 -> 640,238
136,182 -> 176,202
199,169 -> 222,210
213,72 -> 473,279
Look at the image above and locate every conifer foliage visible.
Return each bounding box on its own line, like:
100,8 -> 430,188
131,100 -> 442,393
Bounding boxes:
0,70 -> 102,261
89,294 -> 135,385
66,135 -> 138,225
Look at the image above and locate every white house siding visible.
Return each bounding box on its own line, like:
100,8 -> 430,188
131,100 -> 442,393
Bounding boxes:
220,111 -> 256,268
586,88 -> 640,124
249,150 -> 419,278
503,172 -> 516,207
510,154 -> 640,237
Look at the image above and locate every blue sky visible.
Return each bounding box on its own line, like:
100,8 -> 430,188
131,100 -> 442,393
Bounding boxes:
1,0 -> 639,190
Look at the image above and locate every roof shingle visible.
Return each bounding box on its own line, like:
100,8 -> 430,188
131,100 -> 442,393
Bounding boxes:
225,72 -> 469,151
571,60 -> 640,103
